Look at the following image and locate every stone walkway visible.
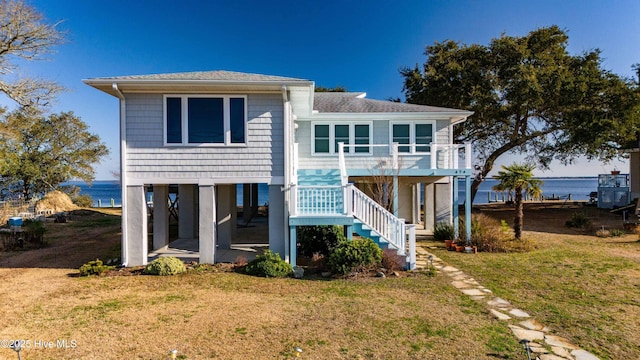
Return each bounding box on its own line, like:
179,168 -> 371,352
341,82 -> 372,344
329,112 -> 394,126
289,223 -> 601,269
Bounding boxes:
414,245 -> 600,360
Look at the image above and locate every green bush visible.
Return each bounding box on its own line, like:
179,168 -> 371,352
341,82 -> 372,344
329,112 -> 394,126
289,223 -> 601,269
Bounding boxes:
244,250 -> 293,278
143,257 -> 186,276
329,238 -> 383,275
297,225 -> 346,257
79,259 -> 114,276
433,222 -> 455,241
565,212 -> 591,228
609,228 -> 625,237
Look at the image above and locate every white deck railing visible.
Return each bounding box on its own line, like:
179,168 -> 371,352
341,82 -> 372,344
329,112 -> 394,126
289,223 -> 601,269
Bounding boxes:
290,185 -> 346,216
335,142 -> 471,171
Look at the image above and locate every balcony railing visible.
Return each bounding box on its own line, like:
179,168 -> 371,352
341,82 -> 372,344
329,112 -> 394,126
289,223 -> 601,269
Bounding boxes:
333,142 -> 472,171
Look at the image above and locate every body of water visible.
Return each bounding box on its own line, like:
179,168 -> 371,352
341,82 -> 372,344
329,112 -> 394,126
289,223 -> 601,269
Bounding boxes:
70,177 -> 599,208
69,181 -> 271,207
467,177 -> 598,204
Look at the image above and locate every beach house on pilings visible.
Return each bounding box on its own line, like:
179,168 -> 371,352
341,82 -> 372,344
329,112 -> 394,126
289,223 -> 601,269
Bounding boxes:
84,71 -> 473,270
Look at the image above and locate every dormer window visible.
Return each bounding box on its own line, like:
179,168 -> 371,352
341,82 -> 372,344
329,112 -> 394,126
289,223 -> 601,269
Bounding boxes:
164,95 -> 247,146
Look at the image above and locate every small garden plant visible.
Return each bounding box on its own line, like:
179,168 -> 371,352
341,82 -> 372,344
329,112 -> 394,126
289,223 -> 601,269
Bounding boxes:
79,259 -> 114,276
329,238 -> 383,275
244,250 -> 293,278
433,221 -> 455,241
143,257 -> 186,276
565,212 -> 591,228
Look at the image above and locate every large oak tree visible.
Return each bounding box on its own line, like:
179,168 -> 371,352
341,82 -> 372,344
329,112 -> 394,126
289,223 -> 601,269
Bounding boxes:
401,26 -> 640,201
0,108 -> 109,201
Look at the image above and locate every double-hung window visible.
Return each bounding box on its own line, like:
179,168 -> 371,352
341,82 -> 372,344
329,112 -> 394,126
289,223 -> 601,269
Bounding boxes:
164,95 -> 247,145
390,122 -> 434,153
312,122 -> 371,155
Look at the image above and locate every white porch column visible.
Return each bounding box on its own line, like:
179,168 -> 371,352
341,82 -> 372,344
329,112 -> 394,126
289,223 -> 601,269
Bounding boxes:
413,183 -> 421,225
268,185 -> 286,258
125,185 -> 147,266
435,182 -> 452,224
199,184 -> 216,264
424,182 -> 435,232
178,184 -> 195,239
152,184 -> 169,250
216,184 -> 234,249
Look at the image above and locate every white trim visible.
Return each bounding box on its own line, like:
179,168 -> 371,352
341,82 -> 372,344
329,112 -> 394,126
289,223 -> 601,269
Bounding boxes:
125,176 -> 284,186
311,121 -> 373,156
299,112 -> 470,121
163,94 -> 248,146
389,120 -> 435,155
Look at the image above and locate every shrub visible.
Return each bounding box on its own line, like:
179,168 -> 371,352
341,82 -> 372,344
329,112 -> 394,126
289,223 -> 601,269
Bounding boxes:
329,238 -> 383,275
244,250 -> 293,278
23,219 -> 47,248
433,222 -> 455,241
566,212 -> 591,228
609,229 -> 625,237
143,257 -> 186,276
79,259 -> 114,276
297,225 -> 346,257
462,213 -> 533,253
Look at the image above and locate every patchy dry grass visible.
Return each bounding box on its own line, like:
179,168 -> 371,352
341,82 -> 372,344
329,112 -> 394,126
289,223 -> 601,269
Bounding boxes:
429,203 -> 640,360
0,208 -> 524,359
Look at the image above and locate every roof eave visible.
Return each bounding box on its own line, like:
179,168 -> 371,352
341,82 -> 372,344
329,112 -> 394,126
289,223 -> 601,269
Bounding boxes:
83,78 -> 315,97
299,111 -> 473,120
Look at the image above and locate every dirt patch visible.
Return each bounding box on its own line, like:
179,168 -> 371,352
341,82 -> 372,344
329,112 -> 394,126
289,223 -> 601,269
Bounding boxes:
474,202 -> 629,235
0,208 -> 121,269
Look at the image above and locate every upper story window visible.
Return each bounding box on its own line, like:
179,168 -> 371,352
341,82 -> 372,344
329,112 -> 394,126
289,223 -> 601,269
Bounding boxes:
390,121 -> 434,153
312,122 -> 372,155
164,95 -> 247,146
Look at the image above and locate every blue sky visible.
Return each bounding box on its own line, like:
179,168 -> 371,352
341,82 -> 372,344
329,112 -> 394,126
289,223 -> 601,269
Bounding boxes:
2,0 -> 638,179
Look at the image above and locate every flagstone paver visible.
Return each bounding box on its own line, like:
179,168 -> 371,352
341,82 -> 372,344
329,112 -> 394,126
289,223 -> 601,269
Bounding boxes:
509,308 -> 531,318
489,309 -> 511,320
414,244 -> 600,360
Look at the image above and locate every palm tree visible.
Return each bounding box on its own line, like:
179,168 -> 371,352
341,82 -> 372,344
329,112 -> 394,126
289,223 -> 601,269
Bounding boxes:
493,163 -> 542,240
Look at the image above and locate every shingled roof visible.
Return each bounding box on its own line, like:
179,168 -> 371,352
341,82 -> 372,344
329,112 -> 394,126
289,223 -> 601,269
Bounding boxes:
313,92 -> 467,113
88,70 -> 311,83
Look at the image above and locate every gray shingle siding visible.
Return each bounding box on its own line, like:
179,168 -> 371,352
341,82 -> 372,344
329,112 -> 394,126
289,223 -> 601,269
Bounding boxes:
124,93 -> 284,181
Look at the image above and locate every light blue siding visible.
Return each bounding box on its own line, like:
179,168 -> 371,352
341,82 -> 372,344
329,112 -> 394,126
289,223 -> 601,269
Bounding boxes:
125,93 -> 284,181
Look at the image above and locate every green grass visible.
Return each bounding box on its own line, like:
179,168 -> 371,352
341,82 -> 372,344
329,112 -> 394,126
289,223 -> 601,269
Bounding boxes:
428,235 -> 640,360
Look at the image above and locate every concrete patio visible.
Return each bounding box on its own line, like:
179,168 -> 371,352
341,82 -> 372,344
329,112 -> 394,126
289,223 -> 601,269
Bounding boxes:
148,215 -> 270,263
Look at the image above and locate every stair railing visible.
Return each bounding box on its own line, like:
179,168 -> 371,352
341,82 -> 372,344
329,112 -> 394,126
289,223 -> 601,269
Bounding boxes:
351,185 -> 406,256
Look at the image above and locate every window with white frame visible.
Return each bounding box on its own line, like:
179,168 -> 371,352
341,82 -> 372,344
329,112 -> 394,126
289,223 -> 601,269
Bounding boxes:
391,122 -> 434,153
312,122 -> 371,155
164,95 -> 247,145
